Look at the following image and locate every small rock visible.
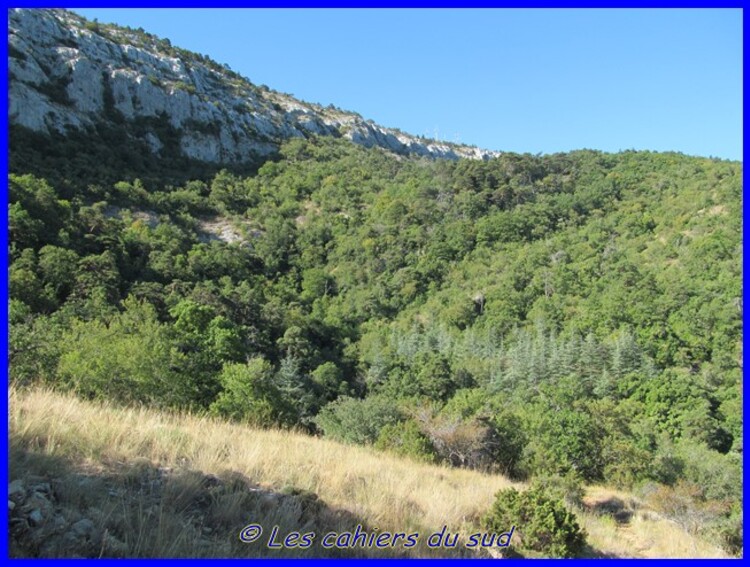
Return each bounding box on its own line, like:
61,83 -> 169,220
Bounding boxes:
70,518 -> 95,538
23,493 -> 53,518
9,479 -> 25,500
28,509 -> 44,526
52,515 -> 68,531
8,499 -> 16,511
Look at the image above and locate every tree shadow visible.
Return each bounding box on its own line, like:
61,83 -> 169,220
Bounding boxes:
9,445 -> 406,558
588,497 -> 634,524
578,540 -> 621,559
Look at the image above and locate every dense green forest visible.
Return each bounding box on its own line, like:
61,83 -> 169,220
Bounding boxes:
9,130 -> 742,553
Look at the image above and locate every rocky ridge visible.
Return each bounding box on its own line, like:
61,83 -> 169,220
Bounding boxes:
9,8 -> 501,165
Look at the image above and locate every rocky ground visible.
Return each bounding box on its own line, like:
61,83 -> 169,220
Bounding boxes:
9,462 -> 367,558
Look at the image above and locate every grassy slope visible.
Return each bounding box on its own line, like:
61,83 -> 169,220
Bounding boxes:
9,387 -> 728,558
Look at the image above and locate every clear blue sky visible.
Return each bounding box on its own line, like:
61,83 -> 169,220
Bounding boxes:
72,8 -> 742,161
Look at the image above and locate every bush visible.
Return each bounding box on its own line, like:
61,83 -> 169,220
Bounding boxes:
641,440 -> 742,557
210,358 -> 294,427
482,487 -> 587,558
56,300 -> 200,408
520,407 -> 604,482
643,481 -> 724,535
375,420 -> 437,463
314,395 -> 401,445
413,408 -> 498,470
713,502 -> 743,557
488,411 -> 527,479
531,472 -> 585,511
173,81 -> 197,95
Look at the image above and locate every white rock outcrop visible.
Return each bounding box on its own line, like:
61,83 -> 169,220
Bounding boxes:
9,8 -> 501,163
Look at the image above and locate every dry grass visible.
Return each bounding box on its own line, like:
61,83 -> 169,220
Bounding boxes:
580,511 -> 729,558
580,485 -> 729,558
9,387 -> 729,558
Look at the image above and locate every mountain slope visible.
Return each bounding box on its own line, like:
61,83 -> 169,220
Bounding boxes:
8,7 -> 742,560
9,8 -> 498,165
9,136 -> 742,556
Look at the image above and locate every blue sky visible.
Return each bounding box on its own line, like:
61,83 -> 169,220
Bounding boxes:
72,8 -> 742,161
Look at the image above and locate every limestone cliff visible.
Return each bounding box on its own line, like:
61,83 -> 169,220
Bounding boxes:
9,9 -> 500,164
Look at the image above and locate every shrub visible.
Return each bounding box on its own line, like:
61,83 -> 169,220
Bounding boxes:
413,408 -> 498,470
482,487 -> 587,558
601,438 -> 653,489
520,407 -> 604,481
643,480 -> 725,535
173,81 -> 197,95
375,420 -> 437,463
641,441 -> 742,557
56,300 -> 198,408
531,472 -> 585,510
488,411 -> 527,479
84,20 -> 100,33
713,502 -> 743,557
314,395 -> 401,445
210,358 -> 294,427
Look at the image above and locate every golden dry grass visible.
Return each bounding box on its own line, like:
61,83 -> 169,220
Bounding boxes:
580,486 -> 728,558
9,387 -> 729,558
579,511 -> 729,558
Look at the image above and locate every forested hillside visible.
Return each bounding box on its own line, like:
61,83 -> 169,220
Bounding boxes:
9,133 -> 742,554
8,8 -> 742,558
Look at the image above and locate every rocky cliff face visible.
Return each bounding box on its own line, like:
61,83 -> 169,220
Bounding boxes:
9,9 -> 500,164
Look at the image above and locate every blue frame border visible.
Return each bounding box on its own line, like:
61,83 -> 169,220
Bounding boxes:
3,0 -> 745,564
3,1 -> 749,7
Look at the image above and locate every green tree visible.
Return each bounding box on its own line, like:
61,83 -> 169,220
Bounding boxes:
38,245 -> 80,303
57,299 -> 196,407
210,357 -> 294,426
